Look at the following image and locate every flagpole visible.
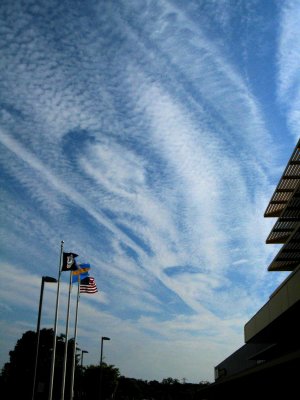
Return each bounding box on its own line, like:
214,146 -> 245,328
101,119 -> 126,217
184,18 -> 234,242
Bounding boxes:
70,277 -> 80,400
48,240 -> 64,400
60,269 -> 73,400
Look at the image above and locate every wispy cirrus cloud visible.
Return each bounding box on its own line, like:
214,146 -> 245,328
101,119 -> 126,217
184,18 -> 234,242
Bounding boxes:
0,0 -> 291,382
277,0 -> 300,141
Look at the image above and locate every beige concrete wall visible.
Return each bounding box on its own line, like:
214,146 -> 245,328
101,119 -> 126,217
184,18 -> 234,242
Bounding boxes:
244,267 -> 300,342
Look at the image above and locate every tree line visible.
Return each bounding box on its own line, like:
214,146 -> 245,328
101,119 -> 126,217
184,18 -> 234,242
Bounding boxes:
0,329 -> 210,400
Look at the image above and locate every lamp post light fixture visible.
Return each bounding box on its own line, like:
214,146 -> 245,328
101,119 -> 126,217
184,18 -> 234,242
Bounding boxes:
99,337 -> 110,400
32,276 -> 57,400
81,350 -> 88,368
100,337 -> 110,367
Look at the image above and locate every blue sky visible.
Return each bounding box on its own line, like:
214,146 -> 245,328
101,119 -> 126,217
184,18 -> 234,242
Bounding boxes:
0,0 -> 299,383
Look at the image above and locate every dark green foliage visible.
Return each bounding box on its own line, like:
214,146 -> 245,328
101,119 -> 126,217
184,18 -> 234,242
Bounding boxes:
0,329 -> 79,400
1,329 -> 57,400
83,363 -> 120,399
1,330 -> 36,400
114,376 -> 210,400
0,329 -> 210,400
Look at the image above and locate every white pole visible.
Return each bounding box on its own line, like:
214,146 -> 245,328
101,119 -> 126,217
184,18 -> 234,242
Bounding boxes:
70,277 -> 80,400
60,269 -> 73,400
48,240 -> 64,400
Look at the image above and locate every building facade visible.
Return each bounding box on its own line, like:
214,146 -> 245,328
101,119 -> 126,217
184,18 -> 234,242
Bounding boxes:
198,140 -> 300,399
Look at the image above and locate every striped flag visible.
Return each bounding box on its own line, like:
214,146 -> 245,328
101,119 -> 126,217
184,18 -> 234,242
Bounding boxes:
80,277 -> 98,294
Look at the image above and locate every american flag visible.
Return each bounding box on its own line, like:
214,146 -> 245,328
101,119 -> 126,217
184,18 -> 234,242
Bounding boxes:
80,277 -> 98,294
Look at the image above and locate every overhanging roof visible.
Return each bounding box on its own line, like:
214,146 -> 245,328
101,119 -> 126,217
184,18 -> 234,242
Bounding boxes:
264,140 -> 300,219
268,222 -> 300,271
266,182 -> 300,244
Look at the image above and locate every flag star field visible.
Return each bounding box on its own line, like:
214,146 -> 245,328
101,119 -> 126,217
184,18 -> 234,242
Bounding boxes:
0,0 -> 299,382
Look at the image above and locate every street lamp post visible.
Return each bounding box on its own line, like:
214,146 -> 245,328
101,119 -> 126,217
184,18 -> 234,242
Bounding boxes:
81,350 -> 88,368
32,276 -> 57,400
76,348 -> 87,400
99,337 -> 110,400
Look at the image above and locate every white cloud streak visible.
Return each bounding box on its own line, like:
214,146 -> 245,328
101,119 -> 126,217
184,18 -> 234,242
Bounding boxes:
277,0 -> 300,141
0,0 -> 291,382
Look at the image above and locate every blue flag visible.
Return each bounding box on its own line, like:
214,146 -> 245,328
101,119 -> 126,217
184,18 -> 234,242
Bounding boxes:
72,263 -> 91,283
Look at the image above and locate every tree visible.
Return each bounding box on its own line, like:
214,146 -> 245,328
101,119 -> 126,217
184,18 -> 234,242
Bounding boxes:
0,329 -> 211,400
162,377 -> 179,385
114,376 -> 146,399
1,330 -> 32,399
83,363 -> 120,400
0,329 -> 79,400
